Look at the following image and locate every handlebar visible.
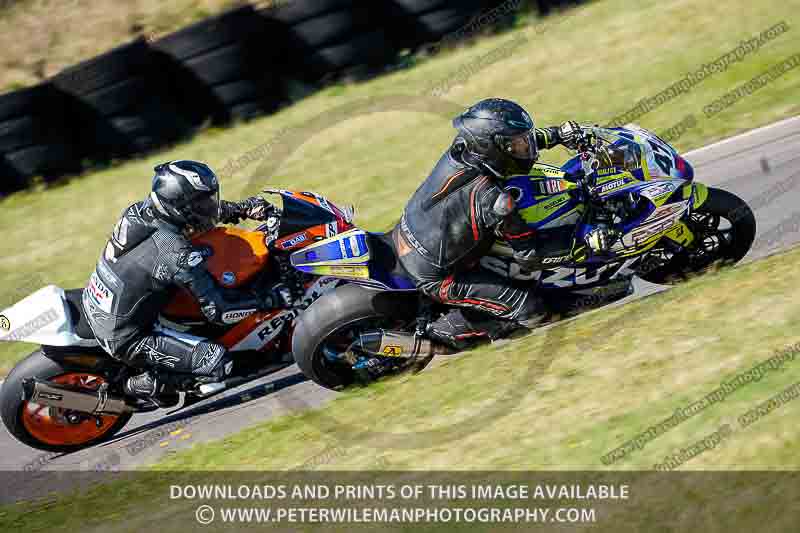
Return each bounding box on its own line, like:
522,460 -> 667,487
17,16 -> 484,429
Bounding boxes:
574,128 -> 600,160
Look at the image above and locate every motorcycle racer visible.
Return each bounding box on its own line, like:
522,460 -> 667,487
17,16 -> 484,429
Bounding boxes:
82,160 -> 288,403
394,98 -> 608,349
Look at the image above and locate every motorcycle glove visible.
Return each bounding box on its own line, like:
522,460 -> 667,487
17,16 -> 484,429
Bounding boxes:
558,120 -> 583,150
261,282 -> 294,310
220,197 -> 275,224
584,225 -> 617,254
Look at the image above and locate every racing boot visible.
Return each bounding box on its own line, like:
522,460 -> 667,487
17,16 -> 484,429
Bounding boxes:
124,371 -> 180,408
425,308 -> 526,351
124,335 -> 235,403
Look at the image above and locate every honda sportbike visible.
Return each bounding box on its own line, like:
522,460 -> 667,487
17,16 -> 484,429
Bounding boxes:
288,124 -> 756,390
0,189 -> 353,451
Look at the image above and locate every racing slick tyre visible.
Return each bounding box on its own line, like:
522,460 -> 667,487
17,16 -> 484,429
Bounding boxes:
0,350 -> 132,453
637,187 -> 756,285
292,284 -> 419,390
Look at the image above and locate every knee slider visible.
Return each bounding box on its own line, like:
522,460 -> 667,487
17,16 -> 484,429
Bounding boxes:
190,342 -> 228,376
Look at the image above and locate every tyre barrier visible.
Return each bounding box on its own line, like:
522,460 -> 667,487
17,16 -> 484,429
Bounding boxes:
0,0 -> 573,194
385,0 -> 488,51
52,38 -> 195,161
152,5 -> 284,125
0,83 -> 84,194
262,2 -> 398,83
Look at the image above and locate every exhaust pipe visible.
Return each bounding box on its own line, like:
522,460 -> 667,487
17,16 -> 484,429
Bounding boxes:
350,330 -> 452,360
21,378 -> 133,415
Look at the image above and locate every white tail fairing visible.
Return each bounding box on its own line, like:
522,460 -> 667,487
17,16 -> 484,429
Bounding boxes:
0,285 -> 97,347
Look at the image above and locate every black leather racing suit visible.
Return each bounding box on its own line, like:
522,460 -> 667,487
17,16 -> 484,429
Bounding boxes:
82,201 -> 265,376
394,128 -> 573,349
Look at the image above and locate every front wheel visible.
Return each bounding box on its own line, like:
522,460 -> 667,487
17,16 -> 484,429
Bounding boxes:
0,350 -> 132,452
638,187 -> 756,285
291,284 -> 420,390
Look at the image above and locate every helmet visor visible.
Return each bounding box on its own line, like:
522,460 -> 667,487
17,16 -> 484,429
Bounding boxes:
499,130 -> 538,161
192,190 -> 221,230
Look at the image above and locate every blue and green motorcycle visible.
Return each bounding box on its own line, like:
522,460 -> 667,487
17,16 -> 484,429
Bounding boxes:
289,125 -> 756,389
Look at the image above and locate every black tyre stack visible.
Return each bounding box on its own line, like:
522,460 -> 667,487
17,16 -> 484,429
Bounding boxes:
152,5 -> 284,125
385,0 -> 502,52
0,0 -> 539,196
52,38 -> 195,161
264,0 -> 399,82
0,83 -> 85,194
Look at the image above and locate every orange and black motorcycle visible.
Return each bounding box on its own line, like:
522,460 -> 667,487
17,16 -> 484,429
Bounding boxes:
0,189 -> 352,452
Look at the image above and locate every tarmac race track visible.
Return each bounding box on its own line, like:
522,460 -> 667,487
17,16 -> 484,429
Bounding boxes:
1,116 -> 799,500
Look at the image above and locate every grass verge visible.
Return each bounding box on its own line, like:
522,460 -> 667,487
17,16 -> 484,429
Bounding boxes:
3,243 -> 800,531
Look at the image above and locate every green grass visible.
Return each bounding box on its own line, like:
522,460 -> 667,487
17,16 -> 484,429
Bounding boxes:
1,0 -> 799,375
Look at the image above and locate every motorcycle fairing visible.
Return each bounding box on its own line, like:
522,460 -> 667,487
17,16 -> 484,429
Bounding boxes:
685,182 -> 709,209
165,189 -> 356,322
162,226 -> 270,320
289,230 -> 418,290
561,125 -> 695,183
0,285 -> 97,347
481,251 -> 643,290
506,175 -> 583,229
264,189 -> 353,238
504,122 -> 706,269
190,226 -> 270,288
360,232 -> 417,290
290,229 -> 371,279
273,224 -> 329,252
218,276 -> 340,351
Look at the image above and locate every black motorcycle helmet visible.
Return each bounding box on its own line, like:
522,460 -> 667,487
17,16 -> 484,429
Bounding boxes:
453,98 -> 538,177
148,160 -> 221,233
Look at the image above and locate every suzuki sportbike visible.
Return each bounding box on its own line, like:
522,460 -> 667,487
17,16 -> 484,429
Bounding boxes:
0,189 -> 352,451
288,124 -> 756,390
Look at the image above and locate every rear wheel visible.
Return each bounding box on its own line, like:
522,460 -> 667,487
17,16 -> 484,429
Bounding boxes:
292,285 -> 419,390
637,187 -> 756,285
0,350 -> 132,452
